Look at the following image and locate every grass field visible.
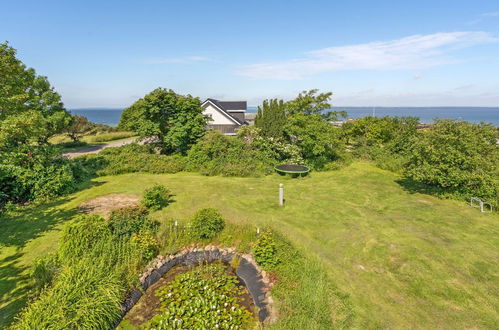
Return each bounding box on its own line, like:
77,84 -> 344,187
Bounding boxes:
49,131 -> 137,152
1,162 -> 498,328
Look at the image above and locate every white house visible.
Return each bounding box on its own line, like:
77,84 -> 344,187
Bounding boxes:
201,98 -> 247,135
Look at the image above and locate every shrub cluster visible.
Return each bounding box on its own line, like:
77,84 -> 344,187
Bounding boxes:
191,208 -> 225,239
187,131 -> 275,177
108,206 -> 159,237
405,120 -> 498,203
79,143 -> 186,176
343,117 -> 498,206
0,145 -> 89,209
141,184 -> 172,210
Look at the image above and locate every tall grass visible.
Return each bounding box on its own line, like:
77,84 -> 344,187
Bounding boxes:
13,260 -> 124,329
85,131 -> 136,143
14,212 -> 158,328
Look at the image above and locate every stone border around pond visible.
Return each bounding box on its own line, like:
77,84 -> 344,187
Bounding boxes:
119,245 -> 277,326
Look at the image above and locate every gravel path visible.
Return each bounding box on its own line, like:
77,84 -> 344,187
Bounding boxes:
63,137 -> 138,158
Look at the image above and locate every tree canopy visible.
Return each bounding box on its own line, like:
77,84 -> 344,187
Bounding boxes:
285,89 -> 346,121
0,42 -> 70,148
119,88 -> 207,154
65,115 -> 94,142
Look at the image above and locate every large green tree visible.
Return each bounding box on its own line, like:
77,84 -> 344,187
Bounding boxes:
65,115 -> 94,142
405,119 -> 498,202
118,88 -> 207,154
0,42 -> 70,147
252,89 -> 346,168
285,89 -> 346,121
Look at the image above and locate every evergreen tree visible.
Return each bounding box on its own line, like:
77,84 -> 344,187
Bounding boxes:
254,99 -> 286,138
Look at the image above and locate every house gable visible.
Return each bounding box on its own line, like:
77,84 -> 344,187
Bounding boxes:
201,99 -> 242,125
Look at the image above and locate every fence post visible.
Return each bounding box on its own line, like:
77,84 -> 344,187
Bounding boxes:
279,184 -> 284,206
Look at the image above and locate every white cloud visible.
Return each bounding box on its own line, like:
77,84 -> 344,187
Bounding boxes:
413,73 -> 423,80
140,56 -> 214,64
468,11 -> 499,24
236,32 -> 497,80
483,12 -> 499,17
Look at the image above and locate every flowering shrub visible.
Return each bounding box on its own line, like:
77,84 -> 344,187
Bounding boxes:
146,264 -> 253,329
131,230 -> 160,261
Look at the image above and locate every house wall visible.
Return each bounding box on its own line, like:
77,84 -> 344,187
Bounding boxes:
203,104 -> 236,125
207,124 -> 240,135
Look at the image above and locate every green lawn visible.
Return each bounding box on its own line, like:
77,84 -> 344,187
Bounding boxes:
1,162 -> 498,328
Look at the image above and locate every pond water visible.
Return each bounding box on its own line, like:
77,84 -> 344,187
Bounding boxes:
119,263 -> 256,328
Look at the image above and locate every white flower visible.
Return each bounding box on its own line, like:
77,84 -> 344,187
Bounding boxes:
224,302 -> 228,307
167,293 -> 172,298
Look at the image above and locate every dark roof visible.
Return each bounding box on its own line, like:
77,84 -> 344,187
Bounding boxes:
204,98 -> 247,125
219,101 -> 247,111
206,99 -> 246,111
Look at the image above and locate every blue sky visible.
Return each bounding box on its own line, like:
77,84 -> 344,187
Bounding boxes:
1,0 -> 499,108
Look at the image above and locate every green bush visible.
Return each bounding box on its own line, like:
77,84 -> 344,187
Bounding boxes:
141,184 -> 172,210
108,206 -> 158,238
58,214 -> 111,261
30,253 -> 61,292
404,120 -> 498,204
131,230 -> 160,261
0,145 -> 84,204
254,230 -> 279,268
191,208 -> 225,239
80,144 -> 186,176
187,131 -> 275,177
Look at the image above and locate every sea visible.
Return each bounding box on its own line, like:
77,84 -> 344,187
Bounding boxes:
71,106 -> 499,127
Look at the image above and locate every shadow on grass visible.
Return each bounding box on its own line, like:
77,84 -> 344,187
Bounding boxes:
0,198 -> 78,248
0,252 -> 29,326
396,177 -> 451,196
